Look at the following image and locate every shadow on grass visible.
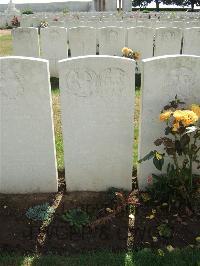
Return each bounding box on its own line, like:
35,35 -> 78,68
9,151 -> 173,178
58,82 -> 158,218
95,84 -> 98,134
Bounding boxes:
135,74 -> 141,89
50,77 -> 59,93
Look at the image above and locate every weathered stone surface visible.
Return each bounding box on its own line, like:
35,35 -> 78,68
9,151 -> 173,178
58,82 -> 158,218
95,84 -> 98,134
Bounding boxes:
69,26 -> 96,57
0,57 -> 58,193
12,27 -> 40,57
98,27 -> 126,56
40,27 -> 68,77
59,55 -> 135,191
183,27 -> 200,55
127,27 -> 154,59
154,27 -> 182,56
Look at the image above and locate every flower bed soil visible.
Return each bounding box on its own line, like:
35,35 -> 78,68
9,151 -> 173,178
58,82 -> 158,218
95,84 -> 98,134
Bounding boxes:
0,30 -> 11,36
0,173 -> 199,255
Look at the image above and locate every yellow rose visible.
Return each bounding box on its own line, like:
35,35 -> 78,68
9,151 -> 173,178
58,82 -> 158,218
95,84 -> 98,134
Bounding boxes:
159,110 -> 173,121
173,110 -> 183,121
128,48 -> 133,54
172,120 -> 180,132
133,51 -> 141,60
122,47 -> 130,56
191,104 -> 200,118
182,111 -> 198,126
173,110 -> 198,126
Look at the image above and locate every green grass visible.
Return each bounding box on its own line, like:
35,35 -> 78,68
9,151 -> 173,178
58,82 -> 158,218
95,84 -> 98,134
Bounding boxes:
133,89 -> 141,167
0,34 -> 12,56
0,248 -> 199,266
133,127 -> 139,166
51,79 -> 64,171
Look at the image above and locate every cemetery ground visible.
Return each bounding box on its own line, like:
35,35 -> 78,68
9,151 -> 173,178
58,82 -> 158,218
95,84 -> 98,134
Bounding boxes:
0,30 -> 12,56
0,31 -> 200,265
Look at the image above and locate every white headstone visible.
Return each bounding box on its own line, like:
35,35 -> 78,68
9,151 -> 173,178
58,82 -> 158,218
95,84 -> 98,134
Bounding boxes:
0,57 -> 58,193
138,55 -> 200,190
59,55 -> 135,191
185,21 -> 200,28
183,27 -> 200,56
154,27 -> 182,56
20,16 -> 33,28
31,17 -> 41,28
169,21 -> 184,28
69,26 -> 96,57
40,27 -> 68,78
12,27 -> 40,58
127,27 -> 154,59
49,21 -> 65,27
98,27 -> 126,56
123,0 -> 132,12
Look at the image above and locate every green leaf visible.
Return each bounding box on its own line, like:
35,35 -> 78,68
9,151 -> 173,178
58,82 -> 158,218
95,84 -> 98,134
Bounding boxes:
175,140 -> 182,156
157,224 -> 172,238
153,156 -> 164,171
180,134 -> 190,148
167,163 -> 171,174
138,151 -> 155,163
165,126 -> 171,135
152,174 -> 162,181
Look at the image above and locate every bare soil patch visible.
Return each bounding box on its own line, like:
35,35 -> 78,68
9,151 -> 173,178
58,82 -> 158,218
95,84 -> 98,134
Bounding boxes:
0,174 -> 199,255
0,30 -> 11,36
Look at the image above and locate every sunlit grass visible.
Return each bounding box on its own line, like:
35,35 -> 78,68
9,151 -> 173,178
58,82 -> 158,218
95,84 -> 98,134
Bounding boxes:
0,34 -> 12,56
51,84 -> 64,171
0,248 -> 200,266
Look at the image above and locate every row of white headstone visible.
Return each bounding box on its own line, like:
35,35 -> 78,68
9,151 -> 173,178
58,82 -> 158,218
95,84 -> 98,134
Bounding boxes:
2,10 -> 200,29
1,9 -> 200,26
19,16 -> 200,29
17,10 -> 200,25
12,26 -> 200,77
0,55 -> 199,194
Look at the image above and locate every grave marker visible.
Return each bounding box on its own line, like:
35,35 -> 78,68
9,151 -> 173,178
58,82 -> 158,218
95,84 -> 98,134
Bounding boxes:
0,57 -> 58,193
59,56 -> 135,191
138,55 -> 200,189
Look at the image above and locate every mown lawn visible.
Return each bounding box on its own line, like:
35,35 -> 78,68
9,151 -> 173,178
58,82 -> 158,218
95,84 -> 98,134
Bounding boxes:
51,80 -> 65,170
0,248 -> 199,266
0,34 -> 12,56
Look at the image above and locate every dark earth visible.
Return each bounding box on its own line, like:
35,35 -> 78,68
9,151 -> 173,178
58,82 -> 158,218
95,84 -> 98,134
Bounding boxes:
0,173 -> 199,255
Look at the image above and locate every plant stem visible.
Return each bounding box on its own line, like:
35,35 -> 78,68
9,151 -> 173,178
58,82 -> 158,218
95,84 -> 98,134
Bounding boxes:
195,146 -> 200,155
173,134 -> 180,174
189,153 -> 193,190
173,154 -> 179,172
